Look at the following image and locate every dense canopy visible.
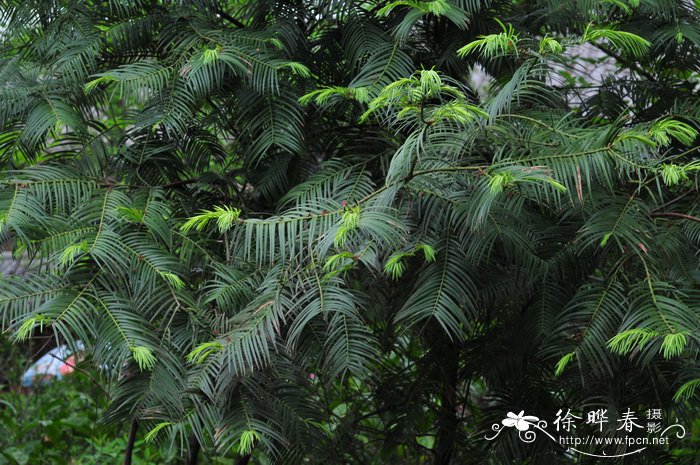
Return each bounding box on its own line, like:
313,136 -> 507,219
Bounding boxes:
0,0 -> 699,463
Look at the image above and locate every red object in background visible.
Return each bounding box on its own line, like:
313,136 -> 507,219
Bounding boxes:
58,355 -> 76,376
21,344 -> 83,387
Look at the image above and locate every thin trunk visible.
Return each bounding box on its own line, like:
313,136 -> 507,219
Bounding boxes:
186,434 -> 200,465
124,417 -> 139,465
434,346 -> 459,465
235,454 -> 252,465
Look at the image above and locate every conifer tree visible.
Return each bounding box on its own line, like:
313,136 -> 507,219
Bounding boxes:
1,1 -> 698,463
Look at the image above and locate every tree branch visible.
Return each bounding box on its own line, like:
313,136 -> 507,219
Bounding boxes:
650,212 -> 700,223
651,189 -> 696,213
217,9 -> 246,28
594,43 -> 657,83
47,353 -> 111,399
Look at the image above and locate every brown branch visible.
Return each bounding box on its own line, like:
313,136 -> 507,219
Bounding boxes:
650,212 -> 700,223
651,189 -> 696,213
97,178 -> 199,189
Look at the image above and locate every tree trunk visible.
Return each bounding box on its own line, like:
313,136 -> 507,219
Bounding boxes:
124,417 -> 139,465
235,454 -> 252,465
433,344 -> 459,465
186,434 -> 200,465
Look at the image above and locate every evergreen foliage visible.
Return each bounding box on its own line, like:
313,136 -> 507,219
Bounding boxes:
0,0 -> 698,463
